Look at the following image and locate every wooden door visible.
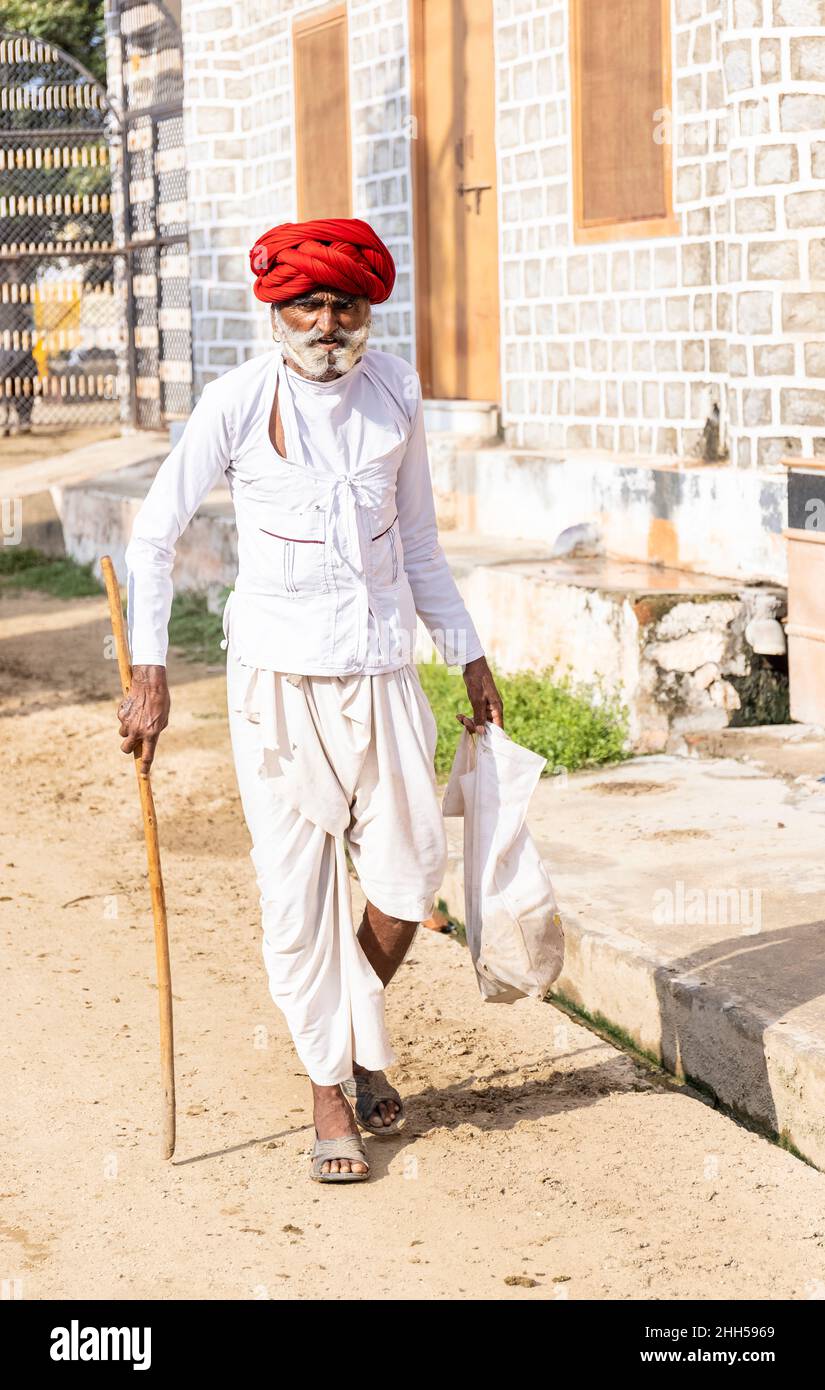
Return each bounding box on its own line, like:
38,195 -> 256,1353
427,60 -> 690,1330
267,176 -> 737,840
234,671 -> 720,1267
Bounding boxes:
293,4 -> 352,220
570,0 -> 677,244
410,0 -> 500,402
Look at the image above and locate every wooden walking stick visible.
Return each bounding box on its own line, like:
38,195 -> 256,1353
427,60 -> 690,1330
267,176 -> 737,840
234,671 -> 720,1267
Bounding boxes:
101,555 -> 176,1160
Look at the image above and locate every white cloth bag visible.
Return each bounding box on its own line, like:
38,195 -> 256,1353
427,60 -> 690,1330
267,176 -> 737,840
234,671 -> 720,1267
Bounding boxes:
442,723 -> 564,1003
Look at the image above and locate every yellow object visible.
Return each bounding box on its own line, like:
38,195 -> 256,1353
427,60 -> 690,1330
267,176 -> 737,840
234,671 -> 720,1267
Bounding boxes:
31,281 -> 82,375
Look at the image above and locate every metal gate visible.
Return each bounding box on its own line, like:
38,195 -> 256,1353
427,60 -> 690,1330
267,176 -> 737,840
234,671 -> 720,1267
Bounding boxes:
0,31 -> 123,433
0,5 -> 192,435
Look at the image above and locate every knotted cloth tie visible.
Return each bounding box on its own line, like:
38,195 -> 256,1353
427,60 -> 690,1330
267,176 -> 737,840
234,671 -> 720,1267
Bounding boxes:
249,217 -> 396,305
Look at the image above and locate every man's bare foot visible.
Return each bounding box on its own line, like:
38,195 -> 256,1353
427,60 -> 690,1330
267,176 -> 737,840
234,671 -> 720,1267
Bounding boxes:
311,1081 -> 368,1176
352,1061 -> 401,1128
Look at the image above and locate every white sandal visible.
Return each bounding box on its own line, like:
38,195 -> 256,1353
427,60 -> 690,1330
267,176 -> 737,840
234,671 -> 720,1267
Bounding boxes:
309,1132 -> 371,1183
340,1070 -> 406,1136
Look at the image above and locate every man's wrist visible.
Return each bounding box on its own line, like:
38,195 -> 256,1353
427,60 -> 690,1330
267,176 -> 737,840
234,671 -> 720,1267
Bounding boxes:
462,653 -> 486,674
131,663 -> 168,685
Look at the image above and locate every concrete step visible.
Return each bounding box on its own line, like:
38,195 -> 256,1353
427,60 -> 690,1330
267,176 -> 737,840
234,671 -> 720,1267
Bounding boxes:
433,542 -> 787,753
428,440 -> 788,585
423,397 -> 500,439
438,752 -> 825,1171
682,722 -> 825,782
56,462 -> 787,751
56,460 -> 236,596
5,431 -> 169,557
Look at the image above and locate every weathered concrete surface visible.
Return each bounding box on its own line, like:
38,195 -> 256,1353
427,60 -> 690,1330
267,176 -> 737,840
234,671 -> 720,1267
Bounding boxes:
684,722 -> 825,782
6,431 -> 168,557
58,463 -> 787,750
42,434 -> 788,595
56,461 -> 235,599
429,443 -> 788,585
441,751 -> 825,1170
448,549 -> 787,751
6,430 -> 167,500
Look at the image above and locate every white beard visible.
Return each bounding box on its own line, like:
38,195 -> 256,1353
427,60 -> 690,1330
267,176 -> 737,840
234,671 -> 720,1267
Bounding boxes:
273,309 -> 372,379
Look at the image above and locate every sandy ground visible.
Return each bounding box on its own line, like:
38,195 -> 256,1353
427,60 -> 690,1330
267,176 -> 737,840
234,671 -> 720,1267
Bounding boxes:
3,588 -> 825,1302
0,424 -> 119,473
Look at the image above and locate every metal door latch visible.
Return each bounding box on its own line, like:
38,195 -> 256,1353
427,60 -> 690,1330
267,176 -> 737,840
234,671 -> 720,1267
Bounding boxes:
456,182 -> 492,213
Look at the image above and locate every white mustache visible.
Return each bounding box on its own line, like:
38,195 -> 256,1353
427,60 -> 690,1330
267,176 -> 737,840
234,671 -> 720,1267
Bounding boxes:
274,311 -> 372,378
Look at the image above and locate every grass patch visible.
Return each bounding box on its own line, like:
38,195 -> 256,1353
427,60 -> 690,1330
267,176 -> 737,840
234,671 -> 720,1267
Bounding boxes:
164,599 -> 631,774
168,588 -> 230,664
434,896 -> 466,944
0,557 -> 629,780
0,546 -> 102,599
418,660 -> 630,779
0,552 -> 228,664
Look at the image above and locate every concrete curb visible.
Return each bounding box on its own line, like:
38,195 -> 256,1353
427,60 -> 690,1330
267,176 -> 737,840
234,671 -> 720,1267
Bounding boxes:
439,841 -> 825,1170
9,433 -> 169,558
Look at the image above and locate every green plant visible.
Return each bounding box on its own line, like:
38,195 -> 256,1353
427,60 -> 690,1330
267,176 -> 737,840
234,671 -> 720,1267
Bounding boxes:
167,589 -> 230,664
0,1 -> 107,82
417,660 -> 630,779
0,546 -> 102,598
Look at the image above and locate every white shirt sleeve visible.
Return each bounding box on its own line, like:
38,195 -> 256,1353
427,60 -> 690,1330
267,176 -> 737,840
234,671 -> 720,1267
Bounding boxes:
395,379 -> 485,669
124,381 -> 232,666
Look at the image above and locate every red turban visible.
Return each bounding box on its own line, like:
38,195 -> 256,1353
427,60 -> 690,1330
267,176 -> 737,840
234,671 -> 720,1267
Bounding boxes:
249,217 -> 396,306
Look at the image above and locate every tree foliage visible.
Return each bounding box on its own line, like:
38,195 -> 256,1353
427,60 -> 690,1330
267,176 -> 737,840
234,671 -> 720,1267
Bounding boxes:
0,0 -> 106,83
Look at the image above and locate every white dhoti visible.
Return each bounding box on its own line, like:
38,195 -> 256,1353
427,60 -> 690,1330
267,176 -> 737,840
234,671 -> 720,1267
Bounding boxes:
226,645 -> 448,1086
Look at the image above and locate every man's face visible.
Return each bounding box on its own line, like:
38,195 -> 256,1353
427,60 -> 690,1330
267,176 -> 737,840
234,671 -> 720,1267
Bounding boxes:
273,287 -> 372,379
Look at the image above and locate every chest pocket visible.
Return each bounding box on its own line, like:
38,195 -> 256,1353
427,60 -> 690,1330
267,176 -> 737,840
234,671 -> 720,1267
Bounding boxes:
369,510 -> 402,590
361,432 -> 407,592
256,501 -> 331,597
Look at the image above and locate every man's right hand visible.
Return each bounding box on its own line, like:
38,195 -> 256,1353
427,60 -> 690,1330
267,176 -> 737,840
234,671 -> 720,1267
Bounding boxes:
117,665 -> 170,776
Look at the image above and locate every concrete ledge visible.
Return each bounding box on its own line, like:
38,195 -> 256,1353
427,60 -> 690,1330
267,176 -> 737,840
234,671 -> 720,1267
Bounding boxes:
55,461 -> 236,595
58,463 -> 787,750
6,432 -> 169,558
443,550 -> 787,751
423,398 -> 500,438
429,444 -> 788,585
439,754 -> 825,1169
5,429 -> 168,501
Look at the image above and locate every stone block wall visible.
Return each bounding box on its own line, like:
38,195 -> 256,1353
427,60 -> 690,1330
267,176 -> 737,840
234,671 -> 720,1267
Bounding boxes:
497,0 -> 825,465
141,1 -> 825,465
179,0 -> 416,394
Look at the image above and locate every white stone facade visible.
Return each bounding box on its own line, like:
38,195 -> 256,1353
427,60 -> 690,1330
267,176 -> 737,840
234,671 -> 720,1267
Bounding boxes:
498,0 -> 825,465
179,0 -> 414,392
172,0 -> 825,467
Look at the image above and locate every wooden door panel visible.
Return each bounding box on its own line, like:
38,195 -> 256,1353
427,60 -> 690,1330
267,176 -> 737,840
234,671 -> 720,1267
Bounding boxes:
294,5 -> 351,221
411,0 -> 500,402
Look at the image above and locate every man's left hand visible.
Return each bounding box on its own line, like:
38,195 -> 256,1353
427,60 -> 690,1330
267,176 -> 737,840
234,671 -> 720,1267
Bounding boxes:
458,655 -> 504,733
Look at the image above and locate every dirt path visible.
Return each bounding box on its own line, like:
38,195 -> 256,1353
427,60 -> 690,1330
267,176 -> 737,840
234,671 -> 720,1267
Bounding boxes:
3,589 -> 825,1301
0,424 -> 119,473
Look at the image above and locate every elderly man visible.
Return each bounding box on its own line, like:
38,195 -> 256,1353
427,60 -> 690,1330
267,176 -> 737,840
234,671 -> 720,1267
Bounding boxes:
118,217 -> 503,1183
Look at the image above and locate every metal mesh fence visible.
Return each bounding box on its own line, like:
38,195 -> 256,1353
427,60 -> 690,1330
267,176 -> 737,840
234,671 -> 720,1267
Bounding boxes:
0,33 -> 123,430
0,9 -> 192,435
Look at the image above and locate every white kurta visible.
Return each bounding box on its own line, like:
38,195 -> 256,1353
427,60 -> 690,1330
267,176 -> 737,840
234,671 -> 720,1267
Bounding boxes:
125,343 -> 485,674
124,346 -> 472,1084
272,355 -> 409,672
